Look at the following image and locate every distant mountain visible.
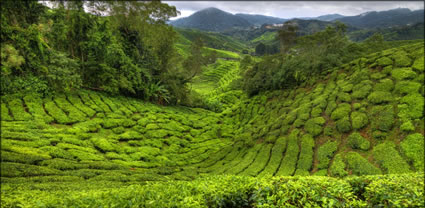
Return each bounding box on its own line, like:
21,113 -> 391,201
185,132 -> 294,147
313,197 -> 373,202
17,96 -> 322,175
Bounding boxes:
335,8 -> 424,28
170,7 -> 252,32
316,14 -> 345,21
235,13 -> 287,26
348,22 -> 425,41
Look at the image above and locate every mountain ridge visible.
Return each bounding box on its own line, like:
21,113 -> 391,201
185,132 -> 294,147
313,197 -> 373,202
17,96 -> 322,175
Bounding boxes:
170,7 -> 424,32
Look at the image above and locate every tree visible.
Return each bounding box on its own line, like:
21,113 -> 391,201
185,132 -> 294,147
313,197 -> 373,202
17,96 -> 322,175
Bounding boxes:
255,43 -> 266,56
182,38 -> 204,82
277,21 -> 298,54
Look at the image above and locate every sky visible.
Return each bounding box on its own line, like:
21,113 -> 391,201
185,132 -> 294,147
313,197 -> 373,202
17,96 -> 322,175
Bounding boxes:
164,1 -> 424,20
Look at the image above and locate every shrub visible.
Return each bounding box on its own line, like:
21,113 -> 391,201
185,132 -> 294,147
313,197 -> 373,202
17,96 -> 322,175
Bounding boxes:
352,83 -> 372,100
363,174 -> 424,207
372,130 -> 387,140
394,81 -> 421,95
91,137 -> 116,152
1,162 -> 62,177
258,136 -> 287,177
347,132 -> 370,150
391,68 -> 416,80
1,103 -> 13,121
370,72 -> 386,80
67,149 -> 104,161
367,91 -> 393,104
310,106 -> 323,117
39,146 -> 74,160
254,176 -> 362,207
330,103 -> 351,121
400,120 -> 415,132
7,98 -> 32,121
375,56 -> 393,66
283,111 -> 297,125
1,150 -> 48,164
23,94 -> 54,123
400,133 -> 424,172
370,105 -> 394,132
351,111 -> 368,130
317,140 -> 338,170
374,78 -> 394,92
330,154 -> 348,177
392,50 -> 412,67
276,129 -> 300,176
341,83 -> 353,92
226,144 -> 263,175
146,129 -> 169,139
88,92 -> 113,113
345,152 -> 381,175
103,118 -> 135,129
39,158 -> 88,170
53,96 -> 87,122
44,98 -> 72,124
412,56 -> 424,71
296,134 -> 314,171
373,142 -> 411,174
304,117 -> 325,137
242,144 -> 273,176
66,94 -> 96,117
337,92 -> 351,103
398,93 -> 424,120
118,130 -> 144,140
336,117 -> 351,133
325,100 -> 337,116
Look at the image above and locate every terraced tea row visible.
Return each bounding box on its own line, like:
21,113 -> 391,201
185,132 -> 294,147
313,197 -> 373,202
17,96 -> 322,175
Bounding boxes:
1,91 -> 238,180
223,42 -> 424,176
1,43 -> 424,182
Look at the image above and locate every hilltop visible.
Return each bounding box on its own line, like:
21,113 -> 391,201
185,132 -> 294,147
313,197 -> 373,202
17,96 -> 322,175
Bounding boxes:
171,7 -> 252,32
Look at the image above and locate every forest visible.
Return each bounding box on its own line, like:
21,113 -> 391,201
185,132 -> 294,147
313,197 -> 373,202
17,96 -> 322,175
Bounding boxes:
1,1 -> 424,207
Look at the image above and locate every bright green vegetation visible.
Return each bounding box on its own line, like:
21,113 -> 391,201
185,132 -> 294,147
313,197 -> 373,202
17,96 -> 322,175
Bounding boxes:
346,152 -> 382,175
1,1 -> 424,206
347,132 -> 370,151
401,133 -> 425,171
1,173 -> 423,207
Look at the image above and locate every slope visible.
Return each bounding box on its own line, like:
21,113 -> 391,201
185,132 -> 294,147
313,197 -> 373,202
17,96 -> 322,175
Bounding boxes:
171,7 -> 252,32
1,42 -> 424,207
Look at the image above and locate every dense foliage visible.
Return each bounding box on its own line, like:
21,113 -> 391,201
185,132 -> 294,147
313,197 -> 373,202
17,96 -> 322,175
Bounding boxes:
242,22 -> 423,96
1,2 -> 424,207
2,173 -> 423,207
0,1 -> 201,104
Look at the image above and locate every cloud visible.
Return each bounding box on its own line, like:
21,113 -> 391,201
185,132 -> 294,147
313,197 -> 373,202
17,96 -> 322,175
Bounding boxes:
165,1 -> 424,20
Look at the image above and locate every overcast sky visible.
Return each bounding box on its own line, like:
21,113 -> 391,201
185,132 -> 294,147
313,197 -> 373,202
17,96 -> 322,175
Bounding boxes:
164,1 -> 424,20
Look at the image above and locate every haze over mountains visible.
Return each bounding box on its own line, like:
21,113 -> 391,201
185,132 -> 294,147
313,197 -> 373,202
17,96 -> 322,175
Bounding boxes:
170,7 -> 424,32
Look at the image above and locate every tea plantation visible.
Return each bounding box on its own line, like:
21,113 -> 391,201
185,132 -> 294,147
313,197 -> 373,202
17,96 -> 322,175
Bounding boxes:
1,43 -> 424,207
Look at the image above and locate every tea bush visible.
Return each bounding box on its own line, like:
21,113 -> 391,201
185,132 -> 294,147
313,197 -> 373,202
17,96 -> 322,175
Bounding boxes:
346,152 -> 381,175
351,111 -> 369,130
347,132 -> 370,150
400,133 -> 424,171
372,142 -> 411,174
317,141 -> 338,170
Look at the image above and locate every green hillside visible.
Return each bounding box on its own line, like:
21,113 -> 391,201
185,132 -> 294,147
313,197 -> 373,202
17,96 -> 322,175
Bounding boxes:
1,1 -> 424,207
176,28 -> 248,52
1,42 -> 424,207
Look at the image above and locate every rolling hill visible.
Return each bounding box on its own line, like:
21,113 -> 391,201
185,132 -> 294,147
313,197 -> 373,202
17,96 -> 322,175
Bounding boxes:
170,7 -> 252,32
335,8 -> 424,29
1,40 -> 424,207
235,13 -> 287,26
2,41 -> 424,207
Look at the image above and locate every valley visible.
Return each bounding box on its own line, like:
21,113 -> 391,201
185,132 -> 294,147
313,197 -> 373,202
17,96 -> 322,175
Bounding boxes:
1,1 -> 424,207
